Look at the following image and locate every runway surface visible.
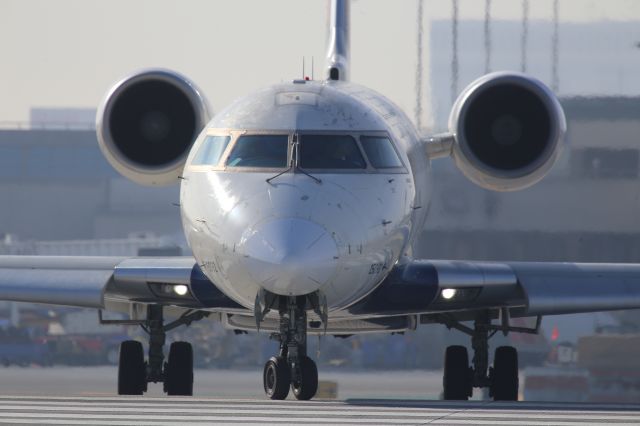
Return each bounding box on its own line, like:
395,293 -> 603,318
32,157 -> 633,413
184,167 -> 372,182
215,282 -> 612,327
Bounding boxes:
1,396 -> 640,425
1,368 -> 639,424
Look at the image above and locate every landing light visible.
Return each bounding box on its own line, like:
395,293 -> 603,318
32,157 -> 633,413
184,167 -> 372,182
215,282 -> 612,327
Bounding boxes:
441,288 -> 457,300
148,282 -> 193,299
174,285 -> 189,296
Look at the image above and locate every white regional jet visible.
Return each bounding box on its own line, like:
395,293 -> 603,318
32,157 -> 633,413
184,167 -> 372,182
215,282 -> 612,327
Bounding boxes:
2,0 -> 640,401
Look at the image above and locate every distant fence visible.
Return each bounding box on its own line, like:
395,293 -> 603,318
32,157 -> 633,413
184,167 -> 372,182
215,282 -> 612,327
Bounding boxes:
0,121 -> 95,131
0,235 -> 182,256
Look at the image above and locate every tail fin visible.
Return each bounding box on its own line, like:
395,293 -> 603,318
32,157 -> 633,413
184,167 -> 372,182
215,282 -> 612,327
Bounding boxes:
326,0 -> 350,81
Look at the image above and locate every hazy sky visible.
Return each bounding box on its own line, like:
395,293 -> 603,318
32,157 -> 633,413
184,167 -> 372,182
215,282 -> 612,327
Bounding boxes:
1,0 -> 640,127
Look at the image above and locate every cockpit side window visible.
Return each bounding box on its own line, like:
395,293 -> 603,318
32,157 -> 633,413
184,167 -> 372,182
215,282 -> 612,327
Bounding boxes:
299,135 -> 366,169
360,136 -> 404,169
226,135 -> 289,168
192,135 -> 231,166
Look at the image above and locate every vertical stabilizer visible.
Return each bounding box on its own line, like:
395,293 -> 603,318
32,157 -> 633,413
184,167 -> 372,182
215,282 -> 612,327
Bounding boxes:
326,0 -> 350,81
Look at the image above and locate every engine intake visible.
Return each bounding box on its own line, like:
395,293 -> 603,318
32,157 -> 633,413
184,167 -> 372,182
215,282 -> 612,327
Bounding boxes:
449,72 -> 566,191
96,69 -> 210,186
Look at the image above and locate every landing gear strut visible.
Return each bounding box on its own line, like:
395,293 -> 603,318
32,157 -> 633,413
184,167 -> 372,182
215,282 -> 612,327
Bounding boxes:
440,311 -> 540,401
103,305 -> 207,396
262,296 -> 319,400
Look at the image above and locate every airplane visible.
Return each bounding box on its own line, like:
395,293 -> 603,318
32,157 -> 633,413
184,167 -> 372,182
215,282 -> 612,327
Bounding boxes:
2,0 -> 640,402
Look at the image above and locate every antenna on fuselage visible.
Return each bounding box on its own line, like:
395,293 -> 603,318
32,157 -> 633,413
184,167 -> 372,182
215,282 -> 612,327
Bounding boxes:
301,57 -> 314,80
327,0 -> 350,81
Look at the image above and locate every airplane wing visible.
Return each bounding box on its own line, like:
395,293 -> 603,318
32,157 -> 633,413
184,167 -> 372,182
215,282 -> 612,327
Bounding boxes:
347,259 -> 640,319
0,255 -> 244,312
2,255 -> 640,327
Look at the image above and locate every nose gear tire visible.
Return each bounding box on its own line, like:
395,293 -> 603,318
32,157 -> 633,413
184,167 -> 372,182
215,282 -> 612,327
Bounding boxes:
291,356 -> 318,400
263,356 -> 291,400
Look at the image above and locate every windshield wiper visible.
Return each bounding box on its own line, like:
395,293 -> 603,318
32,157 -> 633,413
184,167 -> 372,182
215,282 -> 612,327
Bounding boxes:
265,162 -> 322,185
266,159 -> 293,184
266,136 -> 321,185
295,166 -> 322,184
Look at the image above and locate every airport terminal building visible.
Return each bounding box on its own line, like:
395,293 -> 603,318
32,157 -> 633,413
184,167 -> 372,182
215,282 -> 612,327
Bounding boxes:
0,109 -> 184,254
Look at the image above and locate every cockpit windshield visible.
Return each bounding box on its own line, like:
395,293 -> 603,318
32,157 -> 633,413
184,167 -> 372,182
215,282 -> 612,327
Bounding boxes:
226,135 -> 289,168
189,131 -> 406,174
299,135 -> 366,169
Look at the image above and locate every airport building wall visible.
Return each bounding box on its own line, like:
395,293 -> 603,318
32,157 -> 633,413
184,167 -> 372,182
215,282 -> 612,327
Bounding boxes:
0,129 -> 181,242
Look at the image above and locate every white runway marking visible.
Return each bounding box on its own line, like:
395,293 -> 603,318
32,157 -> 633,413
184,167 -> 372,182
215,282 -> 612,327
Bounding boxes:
0,396 -> 639,425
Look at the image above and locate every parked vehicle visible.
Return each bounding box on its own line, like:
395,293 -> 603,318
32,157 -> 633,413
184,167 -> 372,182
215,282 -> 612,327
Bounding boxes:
0,326 -> 51,366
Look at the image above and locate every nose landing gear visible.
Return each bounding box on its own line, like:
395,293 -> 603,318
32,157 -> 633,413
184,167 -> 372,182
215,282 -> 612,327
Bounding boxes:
262,296 -> 319,400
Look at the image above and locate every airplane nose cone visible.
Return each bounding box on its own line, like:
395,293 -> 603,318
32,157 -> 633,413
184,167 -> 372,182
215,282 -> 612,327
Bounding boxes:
241,218 -> 338,296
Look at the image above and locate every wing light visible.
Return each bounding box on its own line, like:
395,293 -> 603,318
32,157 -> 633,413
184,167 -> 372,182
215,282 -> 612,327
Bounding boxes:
434,287 -> 481,305
148,282 -> 193,300
174,285 -> 189,296
441,288 -> 457,300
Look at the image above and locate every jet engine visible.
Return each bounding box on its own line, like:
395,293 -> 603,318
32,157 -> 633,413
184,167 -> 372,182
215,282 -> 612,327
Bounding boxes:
96,69 -> 210,186
449,72 -> 566,191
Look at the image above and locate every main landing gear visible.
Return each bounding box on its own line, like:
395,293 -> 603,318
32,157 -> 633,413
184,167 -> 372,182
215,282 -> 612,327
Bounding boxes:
261,296 -> 319,400
103,305 -> 208,396
440,310 -> 541,401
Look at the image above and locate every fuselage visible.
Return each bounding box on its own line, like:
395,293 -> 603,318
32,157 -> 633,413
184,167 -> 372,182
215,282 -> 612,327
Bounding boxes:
180,79 -> 431,311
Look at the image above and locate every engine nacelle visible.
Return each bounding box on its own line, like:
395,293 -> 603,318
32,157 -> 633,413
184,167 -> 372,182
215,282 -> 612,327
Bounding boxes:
449,72 -> 566,191
96,69 -> 210,186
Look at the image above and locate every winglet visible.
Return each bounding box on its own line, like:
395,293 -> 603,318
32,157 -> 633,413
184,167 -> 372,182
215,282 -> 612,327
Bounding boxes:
326,0 -> 350,81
